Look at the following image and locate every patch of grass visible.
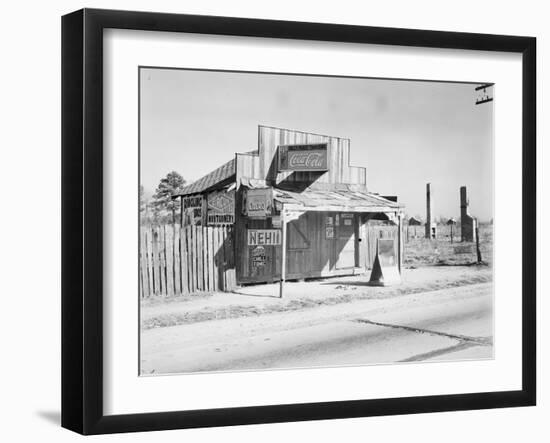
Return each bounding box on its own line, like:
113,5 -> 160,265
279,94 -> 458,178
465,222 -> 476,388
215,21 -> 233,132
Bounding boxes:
404,224 -> 493,268
140,291 -> 214,308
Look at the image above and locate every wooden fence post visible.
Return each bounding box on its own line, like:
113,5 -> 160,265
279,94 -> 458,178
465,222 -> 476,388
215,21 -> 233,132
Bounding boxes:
180,226 -> 189,294
173,224 -> 181,295
475,225 -> 482,263
279,211 -> 287,298
191,226 -> 197,293
152,226 -> 160,296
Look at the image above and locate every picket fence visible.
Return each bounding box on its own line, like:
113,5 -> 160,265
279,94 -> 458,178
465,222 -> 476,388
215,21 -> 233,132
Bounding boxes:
139,224 -> 236,298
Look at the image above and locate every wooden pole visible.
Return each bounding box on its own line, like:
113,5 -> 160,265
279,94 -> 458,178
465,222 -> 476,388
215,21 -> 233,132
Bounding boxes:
180,196 -> 184,226
279,210 -> 287,298
475,224 -> 482,263
450,224 -> 454,243
397,213 -> 403,274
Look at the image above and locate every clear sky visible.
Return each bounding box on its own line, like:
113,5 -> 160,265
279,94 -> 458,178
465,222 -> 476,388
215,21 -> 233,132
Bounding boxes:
140,67 -> 493,221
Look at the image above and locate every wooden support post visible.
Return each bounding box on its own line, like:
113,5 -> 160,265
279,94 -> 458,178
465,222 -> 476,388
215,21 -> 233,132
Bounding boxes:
475,224 -> 482,263
279,210 -> 287,298
397,212 -> 403,274
450,224 -> 454,243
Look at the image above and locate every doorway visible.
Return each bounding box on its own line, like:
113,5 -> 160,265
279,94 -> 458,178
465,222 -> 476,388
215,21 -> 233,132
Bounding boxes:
335,213 -> 356,270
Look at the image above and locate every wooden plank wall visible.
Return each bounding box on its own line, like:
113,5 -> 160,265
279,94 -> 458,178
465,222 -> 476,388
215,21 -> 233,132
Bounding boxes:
235,210 -> 400,284
257,125 -> 367,187
139,224 -> 236,297
234,126 -> 367,190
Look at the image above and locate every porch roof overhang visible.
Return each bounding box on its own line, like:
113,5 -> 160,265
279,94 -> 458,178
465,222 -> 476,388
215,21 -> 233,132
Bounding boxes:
273,187 -> 402,214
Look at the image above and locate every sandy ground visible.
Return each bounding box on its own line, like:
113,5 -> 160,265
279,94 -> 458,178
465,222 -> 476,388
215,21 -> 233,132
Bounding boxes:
141,266 -> 492,329
140,266 -> 493,375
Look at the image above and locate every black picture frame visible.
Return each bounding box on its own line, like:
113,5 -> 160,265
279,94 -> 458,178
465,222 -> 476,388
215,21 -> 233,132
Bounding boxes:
61,8 -> 536,435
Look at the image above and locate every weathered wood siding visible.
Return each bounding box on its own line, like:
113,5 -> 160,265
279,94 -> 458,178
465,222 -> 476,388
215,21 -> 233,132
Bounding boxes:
258,126 -> 367,186
236,211 -> 398,284
234,126 -> 371,284
235,126 -> 367,189
139,224 -> 236,297
230,125 -> 404,285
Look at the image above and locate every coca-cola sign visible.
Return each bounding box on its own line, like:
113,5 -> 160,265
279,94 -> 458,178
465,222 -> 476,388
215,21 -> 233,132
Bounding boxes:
278,143 -> 328,172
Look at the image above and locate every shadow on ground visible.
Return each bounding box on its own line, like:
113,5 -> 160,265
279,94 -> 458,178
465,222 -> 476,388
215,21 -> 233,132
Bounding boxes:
231,289 -> 281,298
36,410 -> 60,426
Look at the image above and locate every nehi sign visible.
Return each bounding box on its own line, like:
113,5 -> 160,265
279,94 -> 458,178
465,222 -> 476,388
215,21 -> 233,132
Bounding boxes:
247,229 -> 281,246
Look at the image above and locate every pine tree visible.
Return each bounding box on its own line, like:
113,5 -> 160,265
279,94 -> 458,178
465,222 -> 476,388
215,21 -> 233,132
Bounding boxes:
151,171 -> 186,221
139,185 -> 152,225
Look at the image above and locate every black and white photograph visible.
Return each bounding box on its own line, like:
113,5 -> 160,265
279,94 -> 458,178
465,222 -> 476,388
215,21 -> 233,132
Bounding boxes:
0,0 -> 544,439
138,68 -> 494,375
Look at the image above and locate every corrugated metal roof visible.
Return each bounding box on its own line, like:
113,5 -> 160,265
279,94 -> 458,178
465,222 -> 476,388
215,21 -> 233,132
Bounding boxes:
174,158 -> 235,196
273,187 -> 401,212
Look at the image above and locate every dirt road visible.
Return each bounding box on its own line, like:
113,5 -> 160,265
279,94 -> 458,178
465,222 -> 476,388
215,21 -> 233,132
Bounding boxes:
140,281 -> 493,375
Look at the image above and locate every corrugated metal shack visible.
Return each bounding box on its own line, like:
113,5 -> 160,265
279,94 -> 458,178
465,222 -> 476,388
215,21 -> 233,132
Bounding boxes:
173,125 -> 403,289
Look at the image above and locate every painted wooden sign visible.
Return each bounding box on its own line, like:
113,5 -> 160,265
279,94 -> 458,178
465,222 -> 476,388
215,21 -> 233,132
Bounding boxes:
247,229 -> 281,246
272,215 -> 281,228
369,238 -> 401,286
251,246 -> 267,269
207,190 -> 235,225
208,190 -> 234,213
245,188 -> 273,218
182,195 -> 202,209
207,214 -> 234,224
377,238 -> 396,266
278,143 -> 328,172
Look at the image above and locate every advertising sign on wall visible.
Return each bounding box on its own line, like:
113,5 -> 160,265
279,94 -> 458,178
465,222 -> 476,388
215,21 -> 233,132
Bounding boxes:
251,246 -> 267,269
278,143 -> 328,172
245,188 -> 273,218
207,190 -> 235,225
247,229 -> 281,246
182,195 -> 202,209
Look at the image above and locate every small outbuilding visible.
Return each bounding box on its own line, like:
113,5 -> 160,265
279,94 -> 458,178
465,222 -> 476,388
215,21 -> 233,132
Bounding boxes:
407,216 -> 422,239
